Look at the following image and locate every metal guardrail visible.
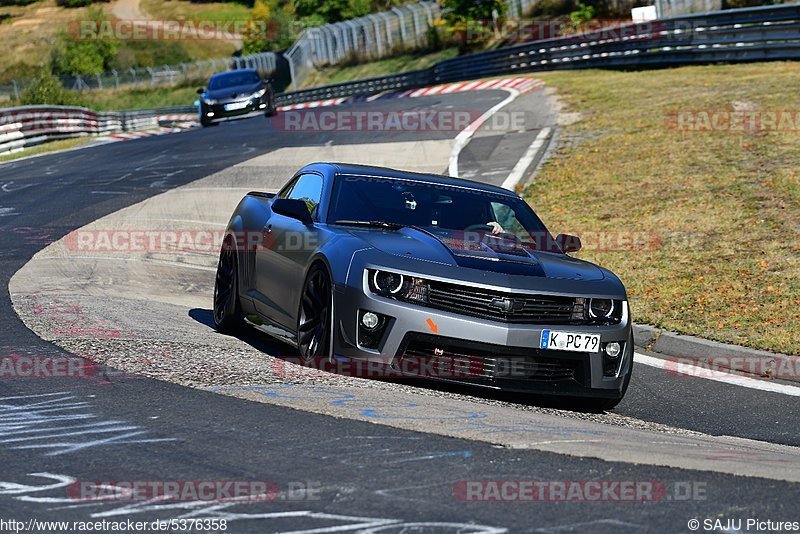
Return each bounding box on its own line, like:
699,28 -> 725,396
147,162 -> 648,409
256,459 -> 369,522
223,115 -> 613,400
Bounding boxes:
0,52 -> 278,101
276,69 -> 434,107
277,2 -> 800,104
0,105 -> 196,156
3,3 -> 800,156
431,3 -> 800,82
285,1 -> 444,89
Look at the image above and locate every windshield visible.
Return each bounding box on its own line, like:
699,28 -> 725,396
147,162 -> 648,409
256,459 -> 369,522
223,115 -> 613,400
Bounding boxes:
208,71 -> 261,90
329,174 -> 559,253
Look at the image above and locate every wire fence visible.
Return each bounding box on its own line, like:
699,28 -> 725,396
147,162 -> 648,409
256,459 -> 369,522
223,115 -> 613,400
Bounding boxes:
285,1 -> 443,89
2,2 -> 799,155
0,52 -> 277,102
0,0 -> 539,100
278,3 -> 800,104
0,0 -> 747,102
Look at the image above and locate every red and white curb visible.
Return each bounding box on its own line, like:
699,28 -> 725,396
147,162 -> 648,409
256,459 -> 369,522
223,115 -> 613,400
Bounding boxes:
93,116 -> 199,145
91,78 -> 543,144
395,77 -> 542,99
279,97 -> 349,111
278,77 -> 543,111
157,114 -> 198,122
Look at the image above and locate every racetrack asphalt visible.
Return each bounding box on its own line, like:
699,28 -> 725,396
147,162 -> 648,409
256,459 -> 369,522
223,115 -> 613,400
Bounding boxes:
0,87 -> 798,532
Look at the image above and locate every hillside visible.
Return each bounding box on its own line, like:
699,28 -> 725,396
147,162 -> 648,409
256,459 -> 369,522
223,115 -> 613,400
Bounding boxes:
0,0 -> 246,84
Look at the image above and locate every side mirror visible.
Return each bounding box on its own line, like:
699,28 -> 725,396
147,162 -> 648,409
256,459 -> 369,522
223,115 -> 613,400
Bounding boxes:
272,198 -> 313,226
556,233 -> 582,253
196,87 -> 205,95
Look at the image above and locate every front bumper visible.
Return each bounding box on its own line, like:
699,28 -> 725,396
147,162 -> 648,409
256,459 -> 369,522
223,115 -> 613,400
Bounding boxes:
202,97 -> 270,119
333,276 -> 632,398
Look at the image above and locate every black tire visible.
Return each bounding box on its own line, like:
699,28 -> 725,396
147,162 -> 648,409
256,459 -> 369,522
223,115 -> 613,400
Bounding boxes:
297,264 -> 333,365
213,237 -> 243,333
573,332 -> 634,412
201,116 -> 214,127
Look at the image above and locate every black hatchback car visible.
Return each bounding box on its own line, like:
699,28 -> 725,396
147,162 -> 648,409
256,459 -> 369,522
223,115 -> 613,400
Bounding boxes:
197,69 -> 277,127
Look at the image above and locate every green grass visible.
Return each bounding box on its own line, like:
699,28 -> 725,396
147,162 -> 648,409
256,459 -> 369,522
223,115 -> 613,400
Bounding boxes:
57,47 -> 460,110
80,78 -> 203,110
0,137 -> 92,163
527,63 -> 800,355
0,0 -> 100,83
299,48 -> 459,89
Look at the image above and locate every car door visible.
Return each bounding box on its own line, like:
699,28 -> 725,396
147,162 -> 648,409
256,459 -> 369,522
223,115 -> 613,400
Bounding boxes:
254,172 -> 324,329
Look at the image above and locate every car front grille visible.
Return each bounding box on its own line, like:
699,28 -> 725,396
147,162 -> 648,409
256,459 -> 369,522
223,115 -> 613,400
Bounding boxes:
427,280 -> 581,325
397,336 -> 586,385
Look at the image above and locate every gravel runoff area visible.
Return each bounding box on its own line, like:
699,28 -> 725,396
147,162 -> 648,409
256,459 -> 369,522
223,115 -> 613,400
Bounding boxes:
9,139 -> 699,436
11,134 -> 800,482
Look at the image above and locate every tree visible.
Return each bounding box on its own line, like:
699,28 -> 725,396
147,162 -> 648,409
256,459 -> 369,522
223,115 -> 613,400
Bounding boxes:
50,8 -> 118,76
294,0 -> 372,23
243,0 -> 295,53
442,0 -> 505,25
19,70 -> 84,106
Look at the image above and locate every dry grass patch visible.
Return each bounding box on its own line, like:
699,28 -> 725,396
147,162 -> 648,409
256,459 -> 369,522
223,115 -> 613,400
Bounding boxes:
528,63 -> 800,355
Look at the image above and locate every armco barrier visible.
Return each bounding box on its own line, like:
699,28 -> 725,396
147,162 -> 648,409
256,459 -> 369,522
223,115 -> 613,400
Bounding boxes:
431,3 -> 800,82
3,3 -> 799,155
277,2 -> 800,104
0,105 -> 195,155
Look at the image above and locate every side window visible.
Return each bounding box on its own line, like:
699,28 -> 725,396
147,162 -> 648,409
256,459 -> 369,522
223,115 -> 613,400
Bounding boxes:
277,176 -> 299,199
287,173 -> 324,219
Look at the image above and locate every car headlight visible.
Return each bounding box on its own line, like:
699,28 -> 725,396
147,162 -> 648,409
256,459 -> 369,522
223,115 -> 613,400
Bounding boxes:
586,298 -> 625,325
368,269 -> 429,304
589,298 -> 615,319
202,98 -> 218,105
251,88 -> 266,99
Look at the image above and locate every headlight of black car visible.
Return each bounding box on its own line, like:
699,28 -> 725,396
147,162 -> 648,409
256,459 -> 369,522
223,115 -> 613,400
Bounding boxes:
368,269 -> 429,304
586,298 -> 624,324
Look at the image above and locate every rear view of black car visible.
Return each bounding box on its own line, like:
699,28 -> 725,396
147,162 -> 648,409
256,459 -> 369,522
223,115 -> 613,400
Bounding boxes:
197,68 -> 277,127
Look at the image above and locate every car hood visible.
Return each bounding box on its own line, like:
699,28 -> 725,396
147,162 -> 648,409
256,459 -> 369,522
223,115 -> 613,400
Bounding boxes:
350,227 -> 605,281
205,82 -> 262,101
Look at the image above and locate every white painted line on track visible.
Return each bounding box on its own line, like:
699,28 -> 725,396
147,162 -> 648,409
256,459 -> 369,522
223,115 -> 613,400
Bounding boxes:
448,88 -> 520,178
634,351 -> 800,397
500,127 -> 552,191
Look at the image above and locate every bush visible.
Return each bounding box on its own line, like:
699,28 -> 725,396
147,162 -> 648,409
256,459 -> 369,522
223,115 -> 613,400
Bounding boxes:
51,34 -> 118,75
442,0 -> 505,25
242,0 -> 295,53
19,70 -> 84,106
111,41 -> 192,70
50,8 -> 118,76
294,0 -> 374,23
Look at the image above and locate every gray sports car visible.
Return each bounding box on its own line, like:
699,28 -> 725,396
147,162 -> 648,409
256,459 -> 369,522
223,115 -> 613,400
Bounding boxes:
214,162 -> 633,409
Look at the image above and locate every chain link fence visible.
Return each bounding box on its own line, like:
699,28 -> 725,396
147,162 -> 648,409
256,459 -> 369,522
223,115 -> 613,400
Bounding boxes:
285,1 -> 443,89
1,0 -> 543,100
0,52 -> 277,103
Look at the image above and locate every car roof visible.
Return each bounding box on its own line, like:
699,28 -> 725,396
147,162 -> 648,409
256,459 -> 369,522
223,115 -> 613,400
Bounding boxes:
210,68 -> 258,79
317,162 -> 518,197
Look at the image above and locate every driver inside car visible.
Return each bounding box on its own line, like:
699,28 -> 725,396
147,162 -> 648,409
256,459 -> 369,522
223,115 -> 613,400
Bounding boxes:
434,200 -> 507,234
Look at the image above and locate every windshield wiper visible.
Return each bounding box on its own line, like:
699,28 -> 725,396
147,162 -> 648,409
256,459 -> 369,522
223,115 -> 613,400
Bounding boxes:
333,220 -> 405,230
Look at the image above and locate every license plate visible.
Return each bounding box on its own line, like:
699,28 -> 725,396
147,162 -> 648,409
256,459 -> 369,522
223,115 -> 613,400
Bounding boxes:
224,101 -> 248,111
540,330 -> 600,353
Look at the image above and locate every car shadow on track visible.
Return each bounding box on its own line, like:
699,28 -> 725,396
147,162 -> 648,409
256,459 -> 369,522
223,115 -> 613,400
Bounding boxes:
189,308 -> 297,357
188,308 -> 605,414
